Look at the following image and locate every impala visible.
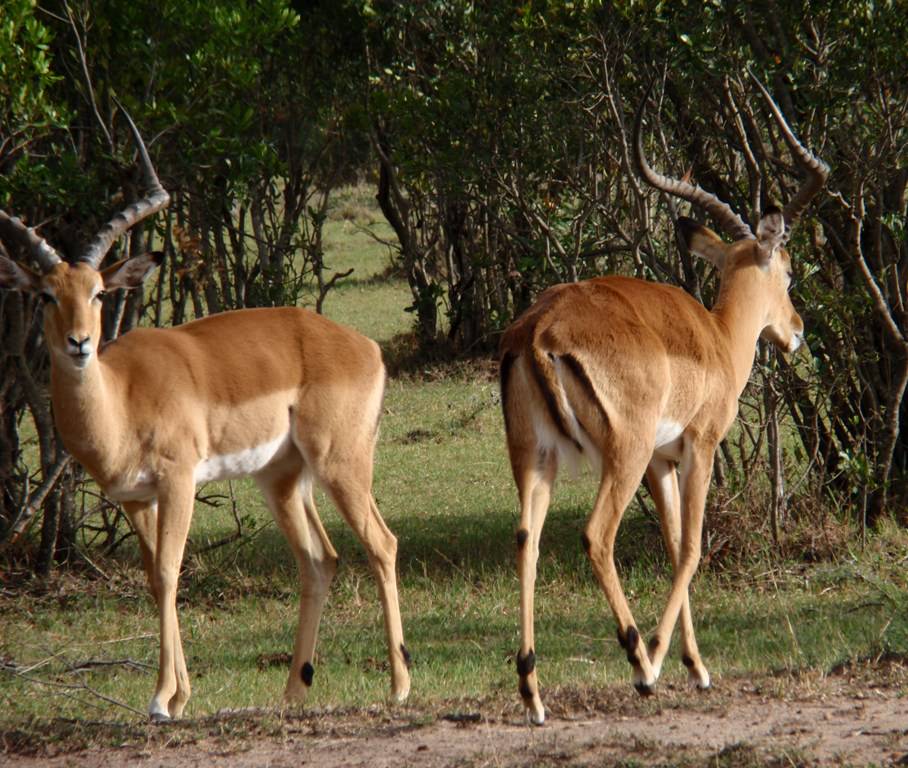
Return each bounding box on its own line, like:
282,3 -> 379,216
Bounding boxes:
499,77 -> 828,724
0,112 -> 411,720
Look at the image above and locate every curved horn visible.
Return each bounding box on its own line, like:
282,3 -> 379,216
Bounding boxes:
633,85 -> 754,241
79,106 -> 170,268
0,211 -> 63,271
748,71 -> 829,229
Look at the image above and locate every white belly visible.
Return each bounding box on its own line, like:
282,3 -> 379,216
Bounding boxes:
194,432 -> 292,484
106,469 -> 157,502
653,419 -> 684,461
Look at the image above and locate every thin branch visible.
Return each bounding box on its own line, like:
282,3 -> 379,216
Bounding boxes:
64,2 -> 113,152
850,185 -> 906,346
0,455 -> 73,551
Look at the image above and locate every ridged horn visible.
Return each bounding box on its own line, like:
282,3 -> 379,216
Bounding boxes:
0,211 -> 63,271
748,71 -> 829,229
633,83 -> 754,241
79,105 -> 170,268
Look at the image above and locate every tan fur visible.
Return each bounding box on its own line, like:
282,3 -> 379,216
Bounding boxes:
500,224 -> 803,724
7,258 -> 410,719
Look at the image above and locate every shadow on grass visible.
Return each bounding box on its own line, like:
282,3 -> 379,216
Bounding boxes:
184,497 -> 668,601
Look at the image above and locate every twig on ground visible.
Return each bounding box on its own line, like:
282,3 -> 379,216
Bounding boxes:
3,666 -> 146,716
1,649 -> 68,675
98,632 -> 156,646
67,658 -> 154,674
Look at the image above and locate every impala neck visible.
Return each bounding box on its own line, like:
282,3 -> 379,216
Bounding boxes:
50,355 -> 124,479
712,266 -> 770,396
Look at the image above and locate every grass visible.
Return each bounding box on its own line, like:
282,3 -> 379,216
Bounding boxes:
2,184 -> 907,738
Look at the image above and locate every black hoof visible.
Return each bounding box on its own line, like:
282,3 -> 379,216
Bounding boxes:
634,681 -> 655,697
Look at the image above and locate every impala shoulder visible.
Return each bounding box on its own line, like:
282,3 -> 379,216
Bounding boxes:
98,326 -> 171,362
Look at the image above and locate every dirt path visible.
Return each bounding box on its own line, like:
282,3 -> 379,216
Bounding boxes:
5,671 -> 907,766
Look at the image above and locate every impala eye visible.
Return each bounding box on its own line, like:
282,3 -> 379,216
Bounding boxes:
93,289 -> 107,302
39,292 -> 57,305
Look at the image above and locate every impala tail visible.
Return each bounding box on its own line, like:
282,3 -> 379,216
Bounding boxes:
501,319 -> 610,480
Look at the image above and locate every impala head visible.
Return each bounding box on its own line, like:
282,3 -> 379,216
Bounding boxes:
634,74 -> 828,356
677,207 -> 804,353
0,108 -> 169,373
0,253 -> 163,371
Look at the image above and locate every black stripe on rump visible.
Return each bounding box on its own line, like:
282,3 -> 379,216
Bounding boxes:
529,350 -> 582,452
499,351 -> 516,433
559,353 -> 608,434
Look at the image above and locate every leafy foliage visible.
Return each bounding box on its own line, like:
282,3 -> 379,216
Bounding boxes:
1,0 -> 906,574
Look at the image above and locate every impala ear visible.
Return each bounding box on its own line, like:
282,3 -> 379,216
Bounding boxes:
755,206 -> 785,266
0,254 -> 42,292
101,251 -> 164,290
676,217 -> 728,269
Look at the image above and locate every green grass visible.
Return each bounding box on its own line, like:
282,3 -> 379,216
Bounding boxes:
2,184 -> 907,729
319,185 -> 414,344
3,372 -> 905,723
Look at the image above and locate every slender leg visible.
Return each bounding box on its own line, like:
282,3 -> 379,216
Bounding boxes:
123,500 -> 192,719
647,442 -> 713,674
295,378 -> 409,703
146,476 -> 195,721
645,458 -> 710,688
583,448 -> 656,694
327,479 -> 410,702
123,501 -> 159,603
514,448 -> 557,725
257,471 -> 338,703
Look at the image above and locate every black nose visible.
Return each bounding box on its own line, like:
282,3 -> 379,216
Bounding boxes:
67,336 -> 89,354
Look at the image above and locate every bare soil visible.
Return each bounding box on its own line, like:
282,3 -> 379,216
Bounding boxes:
4,662 -> 906,767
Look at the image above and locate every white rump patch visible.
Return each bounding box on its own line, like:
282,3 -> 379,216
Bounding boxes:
194,432 -> 292,484
528,358 -> 603,477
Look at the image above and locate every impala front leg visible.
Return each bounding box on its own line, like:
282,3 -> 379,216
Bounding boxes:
584,448 -> 658,695
123,500 -> 192,718
123,501 -> 160,603
647,442 -> 713,678
148,476 -> 195,721
645,459 -> 710,688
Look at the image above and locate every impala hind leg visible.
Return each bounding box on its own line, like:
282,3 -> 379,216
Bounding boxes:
513,448 -> 557,725
257,471 -> 338,703
327,478 -> 410,702
584,447 -> 657,694
144,479 -> 195,721
645,459 -> 710,689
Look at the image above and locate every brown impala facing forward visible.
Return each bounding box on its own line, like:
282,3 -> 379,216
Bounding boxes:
0,111 -> 410,720
499,76 -> 828,725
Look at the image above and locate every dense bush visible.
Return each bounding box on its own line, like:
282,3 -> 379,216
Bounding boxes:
1,0 -> 905,573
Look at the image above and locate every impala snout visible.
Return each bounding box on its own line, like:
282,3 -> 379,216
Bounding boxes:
786,307 -> 805,354
65,333 -> 94,367
761,313 -> 804,356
